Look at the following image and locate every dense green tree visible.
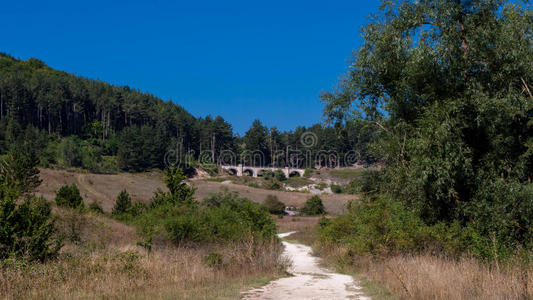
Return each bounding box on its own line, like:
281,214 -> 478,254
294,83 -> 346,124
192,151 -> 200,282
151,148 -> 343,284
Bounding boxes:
150,167 -> 196,207
262,195 -> 285,215
0,144 -> 42,196
113,190 -> 132,215
302,196 -> 326,216
55,184 -> 84,209
321,0 -> 533,251
243,120 -> 270,166
0,146 -> 61,262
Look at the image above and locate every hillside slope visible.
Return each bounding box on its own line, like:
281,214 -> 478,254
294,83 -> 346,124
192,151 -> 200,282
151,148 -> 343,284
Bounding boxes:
37,168 -> 354,214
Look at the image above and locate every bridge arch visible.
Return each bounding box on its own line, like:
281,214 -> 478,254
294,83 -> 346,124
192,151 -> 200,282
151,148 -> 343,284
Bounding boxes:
242,168 -> 255,177
288,170 -> 303,177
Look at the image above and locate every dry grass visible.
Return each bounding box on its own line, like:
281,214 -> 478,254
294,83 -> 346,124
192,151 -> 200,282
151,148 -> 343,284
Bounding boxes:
37,168 -> 353,215
321,245 -> 533,300
38,168 -> 166,212
0,209 -> 287,299
194,180 -> 353,215
275,216 -> 321,246
0,243 -> 286,299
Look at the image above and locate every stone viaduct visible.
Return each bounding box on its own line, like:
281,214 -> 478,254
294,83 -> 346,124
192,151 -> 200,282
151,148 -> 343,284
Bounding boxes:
220,164 -> 305,178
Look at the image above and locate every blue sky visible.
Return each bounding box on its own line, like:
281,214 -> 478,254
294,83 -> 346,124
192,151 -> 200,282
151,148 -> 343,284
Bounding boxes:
1,0 -> 380,135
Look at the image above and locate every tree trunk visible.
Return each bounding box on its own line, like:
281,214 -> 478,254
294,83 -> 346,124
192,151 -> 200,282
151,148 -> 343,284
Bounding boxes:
101,109 -> 105,141
211,133 -> 216,164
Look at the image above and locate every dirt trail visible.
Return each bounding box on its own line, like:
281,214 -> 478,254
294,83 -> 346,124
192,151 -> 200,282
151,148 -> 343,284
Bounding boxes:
242,232 -> 370,300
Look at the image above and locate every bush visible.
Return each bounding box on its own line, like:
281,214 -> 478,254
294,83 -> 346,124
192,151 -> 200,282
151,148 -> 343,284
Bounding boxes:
357,170 -> 383,193
127,169 -> 277,245
343,170 -> 383,195
163,190 -> 276,243
331,184 -> 343,194
262,195 -> 285,215
343,179 -> 360,195
149,167 -> 195,208
203,188 -> 239,207
274,170 -> 287,181
0,195 -> 62,261
129,202 -> 148,217
55,184 -> 84,209
113,190 -> 132,215
302,196 -> 325,215
318,196 -> 426,256
262,170 -> 274,180
304,168 -> 313,178
317,195 -> 495,259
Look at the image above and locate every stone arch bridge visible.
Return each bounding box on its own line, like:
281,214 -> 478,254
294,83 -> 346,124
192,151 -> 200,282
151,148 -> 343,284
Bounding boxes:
220,164 -> 305,178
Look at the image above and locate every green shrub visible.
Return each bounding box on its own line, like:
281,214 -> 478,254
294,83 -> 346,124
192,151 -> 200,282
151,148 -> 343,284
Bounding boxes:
127,169 -> 277,245
55,184 -> 84,209
113,190 -> 132,215
164,210 -> 203,242
129,202 -> 148,216
274,170 -> 287,181
343,179 -> 360,195
0,147 -> 62,261
203,188 -> 240,207
304,168 -> 313,178
262,170 -> 274,180
0,195 -> 62,261
318,196 -> 426,256
163,190 -> 276,244
357,170 -> 382,193
262,195 -> 285,215
343,170 -> 383,195
302,196 -> 325,215
331,184 -> 343,194
149,168 -> 195,209
317,195 -> 500,260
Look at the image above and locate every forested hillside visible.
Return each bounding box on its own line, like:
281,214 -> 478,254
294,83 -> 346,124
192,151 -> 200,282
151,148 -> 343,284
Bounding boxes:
0,53 -> 373,173
0,52 -> 233,172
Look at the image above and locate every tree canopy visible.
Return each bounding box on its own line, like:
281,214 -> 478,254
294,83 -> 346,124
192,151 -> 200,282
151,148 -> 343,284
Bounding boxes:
322,0 -> 533,254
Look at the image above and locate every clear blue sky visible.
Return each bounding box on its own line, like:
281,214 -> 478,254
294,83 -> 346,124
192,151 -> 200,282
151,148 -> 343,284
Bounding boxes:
1,0 -> 379,135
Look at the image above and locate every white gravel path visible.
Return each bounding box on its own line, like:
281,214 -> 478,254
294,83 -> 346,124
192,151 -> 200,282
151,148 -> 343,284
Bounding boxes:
242,232 -> 370,300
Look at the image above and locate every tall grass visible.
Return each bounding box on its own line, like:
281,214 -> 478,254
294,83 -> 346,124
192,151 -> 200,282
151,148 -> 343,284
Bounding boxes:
320,245 -> 532,300
0,208 -> 288,299
0,236 -> 286,299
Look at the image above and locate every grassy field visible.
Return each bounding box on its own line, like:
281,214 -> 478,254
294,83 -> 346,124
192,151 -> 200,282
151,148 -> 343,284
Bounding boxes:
40,168 -> 521,300
1,207 -> 287,299
37,168 -> 167,212
36,169 -> 354,215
